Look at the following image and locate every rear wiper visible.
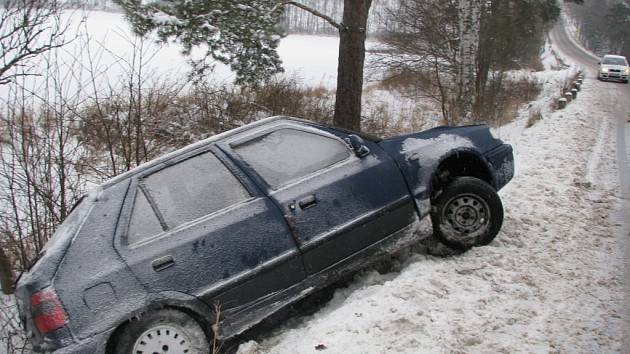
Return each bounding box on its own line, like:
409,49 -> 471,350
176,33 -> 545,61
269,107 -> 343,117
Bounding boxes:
14,250 -> 46,287
13,270 -> 23,287
26,251 -> 45,272
68,195 -> 85,215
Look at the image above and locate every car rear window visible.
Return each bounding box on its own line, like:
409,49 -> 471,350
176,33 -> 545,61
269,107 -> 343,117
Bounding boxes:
128,151 -> 250,243
233,128 -> 351,189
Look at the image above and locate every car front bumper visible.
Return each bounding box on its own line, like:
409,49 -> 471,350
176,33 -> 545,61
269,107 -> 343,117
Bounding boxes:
599,71 -> 628,81
484,143 -> 514,191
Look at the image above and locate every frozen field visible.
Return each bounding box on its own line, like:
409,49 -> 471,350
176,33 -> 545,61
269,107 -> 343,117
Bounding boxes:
0,10 -> 343,102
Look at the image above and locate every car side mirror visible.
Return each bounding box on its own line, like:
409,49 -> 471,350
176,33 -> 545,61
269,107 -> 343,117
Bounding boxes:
346,134 -> 370,158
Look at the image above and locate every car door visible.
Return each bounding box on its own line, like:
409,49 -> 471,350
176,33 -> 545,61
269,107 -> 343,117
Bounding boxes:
221,122 -> 416,274
114,146 -> 305,314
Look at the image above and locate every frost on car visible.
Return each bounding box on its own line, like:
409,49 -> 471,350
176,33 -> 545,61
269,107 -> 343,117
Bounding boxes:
14,116 -> 514,354
597,54 -> 629,83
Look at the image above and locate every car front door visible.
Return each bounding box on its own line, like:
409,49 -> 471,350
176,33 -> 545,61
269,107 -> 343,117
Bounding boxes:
221,122 -> 416,274
114,146 -> 305,316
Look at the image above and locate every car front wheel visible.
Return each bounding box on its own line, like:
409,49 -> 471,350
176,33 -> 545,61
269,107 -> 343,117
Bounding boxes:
431,176 -> 504,250
113,309 -> 210,354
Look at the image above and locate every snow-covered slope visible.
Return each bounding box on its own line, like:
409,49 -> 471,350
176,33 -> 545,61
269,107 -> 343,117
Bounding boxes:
235,44 -> 626,354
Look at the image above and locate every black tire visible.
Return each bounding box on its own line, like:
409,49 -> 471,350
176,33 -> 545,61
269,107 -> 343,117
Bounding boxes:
113,309 -> 210,354
430,176 -> 503,251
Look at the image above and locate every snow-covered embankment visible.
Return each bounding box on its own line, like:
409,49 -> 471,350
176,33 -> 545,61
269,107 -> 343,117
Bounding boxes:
237,47 -> 625,354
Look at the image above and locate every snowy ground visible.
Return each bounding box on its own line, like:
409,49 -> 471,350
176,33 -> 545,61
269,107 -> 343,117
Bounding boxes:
234,37 -> 627,354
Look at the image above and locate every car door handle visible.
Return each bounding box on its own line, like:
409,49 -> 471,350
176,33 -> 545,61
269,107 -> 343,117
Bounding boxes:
152,255 -> 175,272
298,195 -> 317,209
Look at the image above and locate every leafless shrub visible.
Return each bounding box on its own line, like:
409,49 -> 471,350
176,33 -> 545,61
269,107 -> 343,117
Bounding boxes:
0,92 -> 87,276
234,76 -> 334,125
0,53 -> 89,352
526,109 -> 543,128
0,295 -> 30,353
0,0 -> 73,85
361,98 -> 438,138
211,303 -> 223,354
371,0 -> 462,125
476,74 -> 542,127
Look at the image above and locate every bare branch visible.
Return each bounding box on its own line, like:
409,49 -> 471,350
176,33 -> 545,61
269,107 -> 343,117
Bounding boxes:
278,1 -> 342,30
0,0 -> 72,85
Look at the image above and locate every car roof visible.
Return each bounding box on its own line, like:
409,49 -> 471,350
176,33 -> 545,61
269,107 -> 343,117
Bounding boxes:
603,54 -> 627,59
100,116 -> 298,189
98,115 -> 381,191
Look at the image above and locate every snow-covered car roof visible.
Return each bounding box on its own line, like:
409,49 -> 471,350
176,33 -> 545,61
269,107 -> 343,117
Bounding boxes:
602,54 -> 627,60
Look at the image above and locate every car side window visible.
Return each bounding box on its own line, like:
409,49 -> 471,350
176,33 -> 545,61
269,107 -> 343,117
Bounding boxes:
233,128 -> 351,189
127,151 -> 250,244
128,190 -> 163,244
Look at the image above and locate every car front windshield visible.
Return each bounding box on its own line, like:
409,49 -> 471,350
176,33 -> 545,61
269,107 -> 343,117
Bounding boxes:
602,57 -> 627,66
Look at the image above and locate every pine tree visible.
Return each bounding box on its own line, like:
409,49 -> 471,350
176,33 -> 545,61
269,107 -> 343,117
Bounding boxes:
114,0 -> 285,85
114,0 -> 373,131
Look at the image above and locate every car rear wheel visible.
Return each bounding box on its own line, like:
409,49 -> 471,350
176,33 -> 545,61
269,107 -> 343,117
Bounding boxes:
113,309 -> 209,354
431,177 -> 503,250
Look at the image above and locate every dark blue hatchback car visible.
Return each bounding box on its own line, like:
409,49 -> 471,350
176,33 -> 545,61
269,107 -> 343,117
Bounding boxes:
15,116 -> 513,354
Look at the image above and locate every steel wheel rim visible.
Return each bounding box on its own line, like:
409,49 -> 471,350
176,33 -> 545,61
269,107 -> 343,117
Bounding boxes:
132,325 -> 193,354
443,193 -> 490,236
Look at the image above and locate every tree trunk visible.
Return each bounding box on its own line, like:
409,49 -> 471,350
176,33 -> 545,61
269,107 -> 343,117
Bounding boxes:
0,246 -> 15,295
333,0 -> 372,132
457,0 -> 483,122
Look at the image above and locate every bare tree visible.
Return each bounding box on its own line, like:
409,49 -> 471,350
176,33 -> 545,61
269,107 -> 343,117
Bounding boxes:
377,0 -> 560,124
375,0 -> 462,123
457,0 -> 483,120
0,0 -> 71,85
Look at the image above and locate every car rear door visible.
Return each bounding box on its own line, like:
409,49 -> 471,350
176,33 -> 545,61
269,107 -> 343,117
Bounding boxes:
114,145 -> 305,313
220,122 -> 416,274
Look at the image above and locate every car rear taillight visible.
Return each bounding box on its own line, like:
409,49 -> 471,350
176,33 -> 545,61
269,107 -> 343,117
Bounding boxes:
30,288 -> 67,334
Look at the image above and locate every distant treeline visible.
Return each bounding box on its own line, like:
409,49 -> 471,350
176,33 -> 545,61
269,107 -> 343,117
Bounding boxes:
566,0 -> 630,58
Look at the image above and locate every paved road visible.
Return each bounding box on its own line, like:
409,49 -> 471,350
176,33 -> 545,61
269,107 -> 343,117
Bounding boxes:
550,18 -> 630,351
550,20 -> 630,199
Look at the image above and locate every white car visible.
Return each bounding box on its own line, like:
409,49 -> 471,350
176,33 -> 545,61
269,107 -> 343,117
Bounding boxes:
598,54 -> 629,83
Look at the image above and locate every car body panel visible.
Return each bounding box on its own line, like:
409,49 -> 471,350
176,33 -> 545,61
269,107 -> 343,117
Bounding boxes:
378,124 -> 513,217
219,215 -> 423,338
